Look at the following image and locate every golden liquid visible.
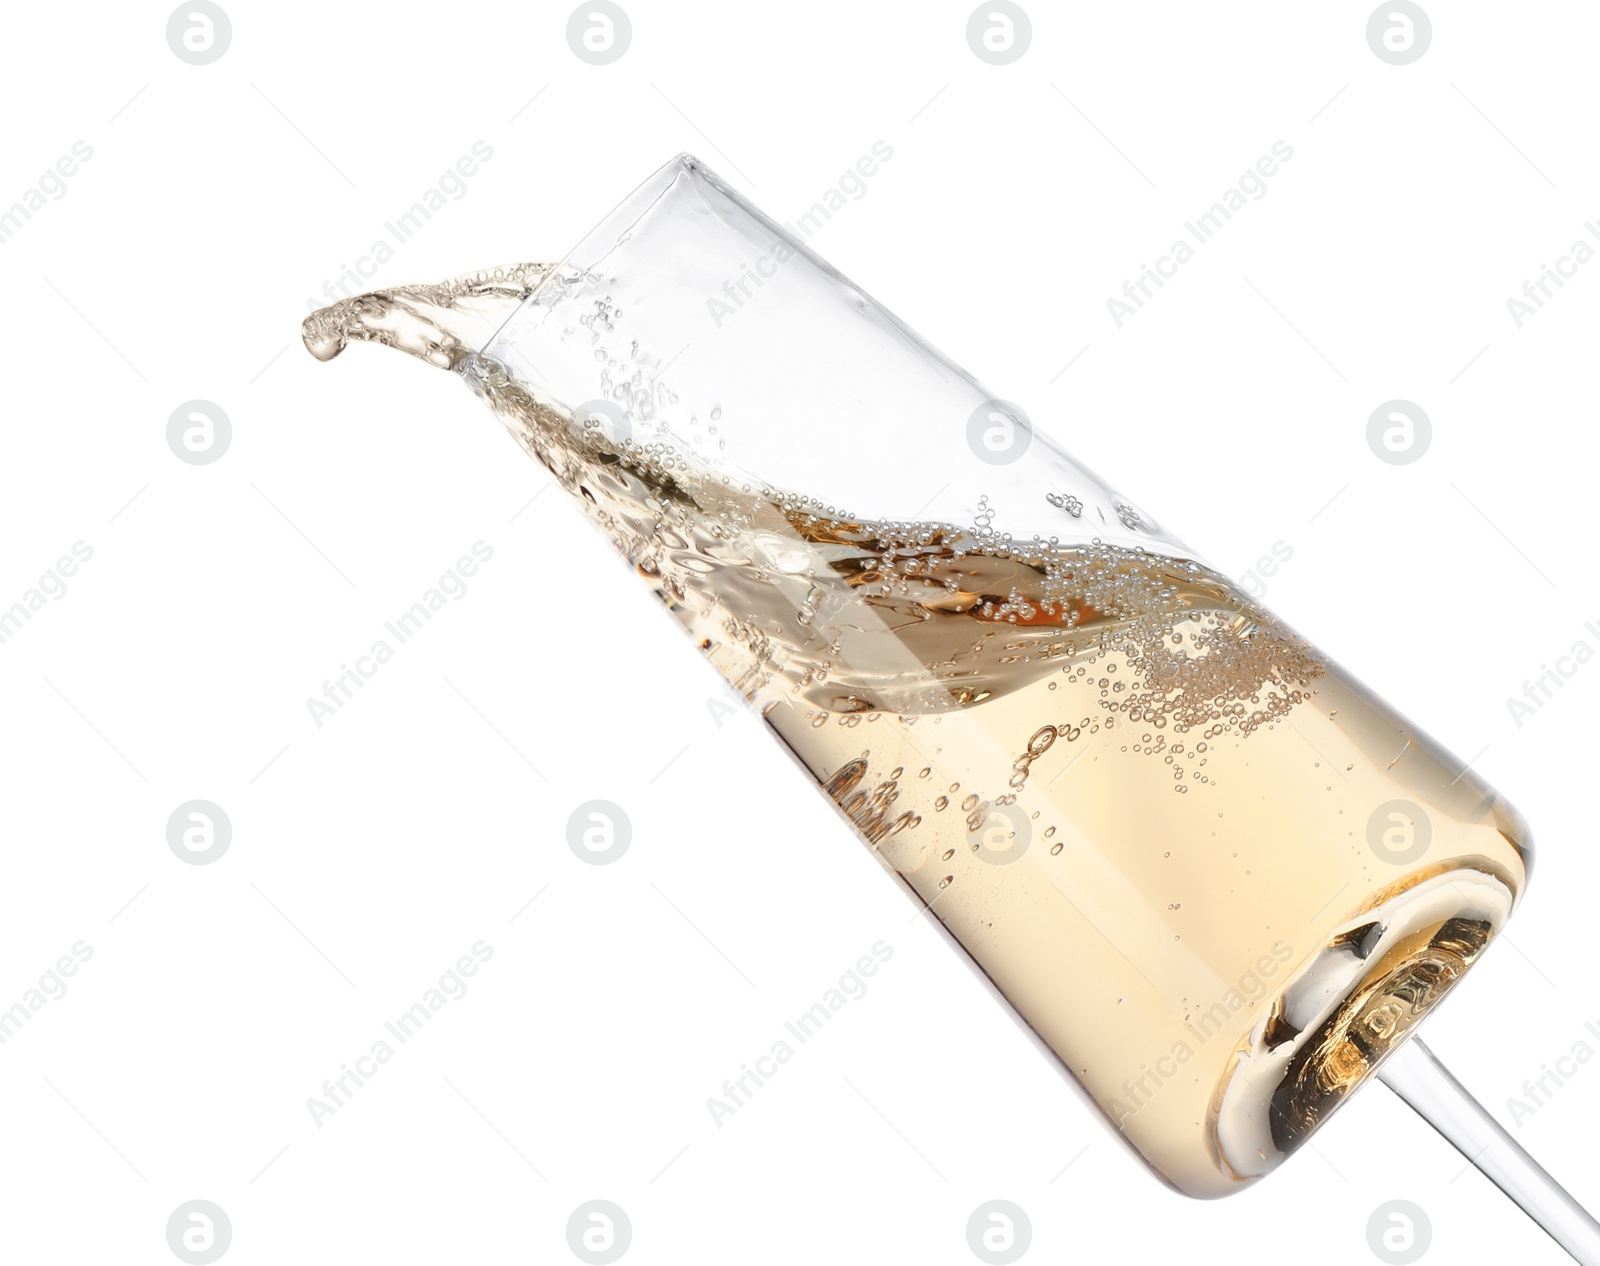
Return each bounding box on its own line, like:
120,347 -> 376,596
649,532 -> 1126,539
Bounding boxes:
305,270 -> 1530,1198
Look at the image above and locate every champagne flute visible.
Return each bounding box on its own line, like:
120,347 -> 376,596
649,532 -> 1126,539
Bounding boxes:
303,153 -> 1598,1260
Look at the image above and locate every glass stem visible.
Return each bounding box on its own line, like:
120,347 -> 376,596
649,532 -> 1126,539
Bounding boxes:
1378,1037 -> 1600,1264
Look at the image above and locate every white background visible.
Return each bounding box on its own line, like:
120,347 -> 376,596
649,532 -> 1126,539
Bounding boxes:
1,1 -> 1596,1263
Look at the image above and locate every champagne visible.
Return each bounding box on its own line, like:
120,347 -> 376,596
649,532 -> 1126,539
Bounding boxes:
303,267 -> 1528,1196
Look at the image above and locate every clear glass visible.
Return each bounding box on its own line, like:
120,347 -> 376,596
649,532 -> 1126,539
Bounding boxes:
460,155 -> 1531,1198
303,155 -> 1546,1209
